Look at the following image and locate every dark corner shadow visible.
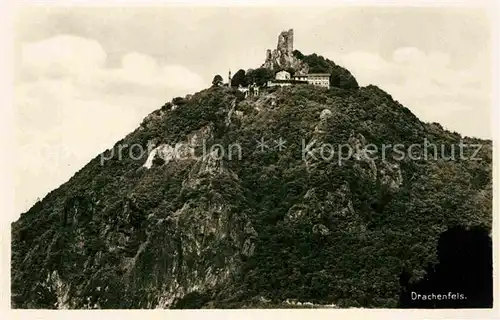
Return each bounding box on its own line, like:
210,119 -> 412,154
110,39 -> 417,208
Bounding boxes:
398,226 -> 492,308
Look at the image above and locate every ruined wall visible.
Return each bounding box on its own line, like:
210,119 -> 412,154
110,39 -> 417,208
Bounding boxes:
262,28 -> 308,74
277,29 -> 294,54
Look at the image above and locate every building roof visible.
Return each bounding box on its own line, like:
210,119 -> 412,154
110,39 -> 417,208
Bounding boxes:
269,79 -> 308,84
307,73 -> 330,77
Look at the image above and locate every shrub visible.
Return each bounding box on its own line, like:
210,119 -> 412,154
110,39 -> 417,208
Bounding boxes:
231,69 -> 248,87
212,74 -> 224,87
172,97 -> 187,106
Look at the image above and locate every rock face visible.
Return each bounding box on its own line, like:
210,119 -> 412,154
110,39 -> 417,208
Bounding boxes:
262,29 -> 308,74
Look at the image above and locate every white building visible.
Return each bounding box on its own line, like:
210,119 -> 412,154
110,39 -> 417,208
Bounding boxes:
266,70 -> 330,88
237,85 -> 250,97
275,70 -> 291,80
266,81 -> 293,88
307,73 -> 330,88
293,74 -> 308,81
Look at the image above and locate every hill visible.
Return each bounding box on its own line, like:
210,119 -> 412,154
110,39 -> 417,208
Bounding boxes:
11,61 -> 492,308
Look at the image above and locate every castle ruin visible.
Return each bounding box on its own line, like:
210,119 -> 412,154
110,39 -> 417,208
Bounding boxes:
279,29 -> 294,54
263,29 -> 308,74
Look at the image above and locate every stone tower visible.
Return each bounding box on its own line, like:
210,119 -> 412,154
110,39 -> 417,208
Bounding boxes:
262,28 -> 308,74
228,70 -> 232,87
277,29 -> 294,55
286,29 -> 294,54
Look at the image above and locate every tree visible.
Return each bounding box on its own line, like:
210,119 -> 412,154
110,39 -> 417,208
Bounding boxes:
161,102 -> 173,111
172,96 -> 187,106
293,49 -> 304,59
246,68 -> 274,86
293,52 -> 359,89
212,74 -> 223,87
231,69 -> 247,87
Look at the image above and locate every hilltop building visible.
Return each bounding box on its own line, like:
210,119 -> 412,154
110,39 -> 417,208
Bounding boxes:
275,70 -> 291,80
262,29 -> 330,88
224,29 -> 331,93
237,83 -> 260,98
267,70 -> 330,88
306,73 -> 330,88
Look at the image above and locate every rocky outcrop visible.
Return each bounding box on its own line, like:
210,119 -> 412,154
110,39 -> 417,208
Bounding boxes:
143,125 -> 213,169
262,29 -> 308,74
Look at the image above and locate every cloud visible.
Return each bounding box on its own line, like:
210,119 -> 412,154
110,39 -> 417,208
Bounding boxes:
336,47 -> 490,139
20,35 -> 206,93
20,35 -> 106,81
15,35 -> 207,216
102,52 -> 205,93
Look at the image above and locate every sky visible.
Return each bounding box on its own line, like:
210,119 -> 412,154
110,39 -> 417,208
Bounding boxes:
12,5 -> 493,219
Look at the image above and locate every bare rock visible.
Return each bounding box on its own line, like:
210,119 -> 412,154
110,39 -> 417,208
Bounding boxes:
312,224 -> 330,236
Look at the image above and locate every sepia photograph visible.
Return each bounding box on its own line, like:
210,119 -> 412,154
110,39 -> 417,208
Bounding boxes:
4,0 -> 498,315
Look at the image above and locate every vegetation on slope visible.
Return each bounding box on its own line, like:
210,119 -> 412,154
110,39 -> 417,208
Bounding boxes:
12,81 -> 492,308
